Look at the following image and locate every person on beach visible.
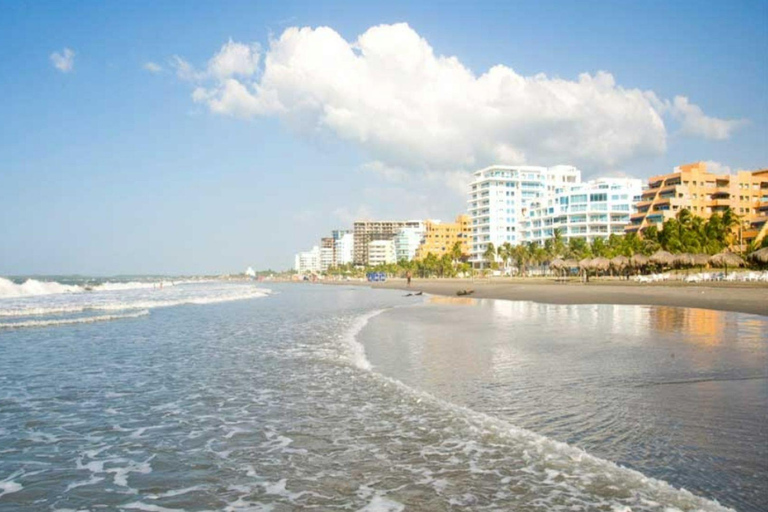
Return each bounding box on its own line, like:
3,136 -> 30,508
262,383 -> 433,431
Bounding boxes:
406,270 -> 412,287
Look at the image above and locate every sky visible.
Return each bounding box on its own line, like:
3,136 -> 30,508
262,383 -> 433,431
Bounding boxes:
0,0 -> 766,275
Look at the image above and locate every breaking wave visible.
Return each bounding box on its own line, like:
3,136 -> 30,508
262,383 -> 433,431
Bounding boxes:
0,310 -> 150,329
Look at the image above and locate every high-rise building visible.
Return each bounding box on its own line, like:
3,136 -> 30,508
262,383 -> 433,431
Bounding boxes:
467,165 -> 580,266
333,231 -> 354,266
626,162 -> 768,248
523,178 -> 642,245
353,220 -> 424,265
367,240 -> 396,266
393,227 -> 425,262
320,237 -> 334,272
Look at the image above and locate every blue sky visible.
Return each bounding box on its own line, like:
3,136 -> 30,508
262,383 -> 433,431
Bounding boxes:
1,0 -> 766,275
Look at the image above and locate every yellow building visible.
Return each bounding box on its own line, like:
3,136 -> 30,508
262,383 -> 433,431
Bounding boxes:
415,215 -> 472,260
626,162 -> 768,247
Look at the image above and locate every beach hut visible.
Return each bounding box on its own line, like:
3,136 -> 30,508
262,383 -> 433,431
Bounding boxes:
709,251 -> 745,277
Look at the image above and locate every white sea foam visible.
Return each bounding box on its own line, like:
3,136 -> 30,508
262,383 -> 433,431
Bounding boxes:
0,310 -> 150,329
0,277 -> 81,298
346,308 -> 734,512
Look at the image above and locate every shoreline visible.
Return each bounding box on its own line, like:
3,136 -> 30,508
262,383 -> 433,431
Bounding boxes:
323,278 -> 768,316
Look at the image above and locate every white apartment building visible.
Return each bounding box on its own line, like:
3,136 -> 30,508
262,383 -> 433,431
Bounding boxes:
522,177 -> 643,245
393,226 -> 425,262
294,246 -> 321,274
333,232 -> 354,266
319,247 -> 334,272
367,240 -> 396,266
467,165 -> 580,266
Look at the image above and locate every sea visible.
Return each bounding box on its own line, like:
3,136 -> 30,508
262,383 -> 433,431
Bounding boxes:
0,278 -> 766,511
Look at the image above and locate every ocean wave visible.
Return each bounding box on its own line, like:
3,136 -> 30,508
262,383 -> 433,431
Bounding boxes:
0,277 -> 81,298
0,310 -> 150,329
345,308 -> 733,512
0,288 -> 271,317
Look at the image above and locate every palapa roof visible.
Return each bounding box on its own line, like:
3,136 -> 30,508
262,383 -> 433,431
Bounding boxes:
748,247 -> 768,264
609,255 -> 629,269
709,251 -> 745,267
650,250 -> 675,265
630,254 -> 650,267
590,257 -> 611,271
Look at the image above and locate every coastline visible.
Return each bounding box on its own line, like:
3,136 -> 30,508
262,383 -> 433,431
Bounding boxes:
324,278 -> 768,316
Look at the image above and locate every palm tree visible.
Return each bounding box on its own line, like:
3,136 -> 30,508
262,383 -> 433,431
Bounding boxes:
482,242 -> 496,270
499,242 -> 513,273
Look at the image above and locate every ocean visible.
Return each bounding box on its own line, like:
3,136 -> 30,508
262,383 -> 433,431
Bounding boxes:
0,280 -> 765,511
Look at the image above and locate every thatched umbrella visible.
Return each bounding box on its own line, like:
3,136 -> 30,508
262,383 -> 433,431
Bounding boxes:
579,258 -> 592,282
709,251 -> 745,277
630,254 -> 650,275
562,259 -> 579,269
692,253 -> 710,268
748,247 -> 768,265
674,253 -> 695,268
591,257 -> 611,275
610,255 -> 629,279
650,250 -> 675,269
549,258 -> 564,271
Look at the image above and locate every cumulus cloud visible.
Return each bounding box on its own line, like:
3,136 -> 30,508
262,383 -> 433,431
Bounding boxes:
143,61 -> 162,73
50,48 -> 75,73
178,23 -> 744,172
701,160 -> 732,175
668,96 -> 746,140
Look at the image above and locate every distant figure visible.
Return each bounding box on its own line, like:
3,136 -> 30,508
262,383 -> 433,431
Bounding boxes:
406,270 -> 412,287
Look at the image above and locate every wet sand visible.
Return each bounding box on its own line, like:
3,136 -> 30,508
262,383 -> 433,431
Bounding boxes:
358,278 -> 768,316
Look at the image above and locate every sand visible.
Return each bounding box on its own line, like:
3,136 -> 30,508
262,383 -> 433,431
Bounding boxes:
353,277 -> 768,316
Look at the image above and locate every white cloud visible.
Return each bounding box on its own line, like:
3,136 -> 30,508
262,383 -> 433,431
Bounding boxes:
701,160 -> 732,174
50,48 -> 75,73
207,40 -> 261,79
143,61 -> 162,73
179,23 -> 744,172
669,96 -> 746,140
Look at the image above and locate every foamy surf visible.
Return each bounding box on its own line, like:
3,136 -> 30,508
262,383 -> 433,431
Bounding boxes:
0,310 -> 150,329
0,281 -> 270,329
345,307 -> 734,512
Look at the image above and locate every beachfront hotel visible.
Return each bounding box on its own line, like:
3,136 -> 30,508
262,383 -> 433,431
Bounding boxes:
332,230 -> 354,266
467,165 -> 580,266
626,162 -> 768,248
414,215 -> 472,260
393,226 -> 426,262
522,177 -> 643,245
353,220 -> 425,265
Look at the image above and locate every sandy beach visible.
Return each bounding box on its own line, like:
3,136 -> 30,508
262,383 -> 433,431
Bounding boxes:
348,278 -> 768,316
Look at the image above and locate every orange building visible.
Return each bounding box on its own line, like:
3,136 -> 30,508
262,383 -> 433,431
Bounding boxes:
415,215 -> 472,260
626,162 -> 768,248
